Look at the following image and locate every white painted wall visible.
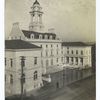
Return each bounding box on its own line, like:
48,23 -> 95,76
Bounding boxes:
62,46 -> 92,68
5,49 -> 42,95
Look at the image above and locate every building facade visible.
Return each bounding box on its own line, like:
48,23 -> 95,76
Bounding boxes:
62,42 -> 92,68
5,40 -> 43,96
8,0 -> 63,75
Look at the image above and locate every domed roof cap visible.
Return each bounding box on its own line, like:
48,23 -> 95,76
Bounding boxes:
33,0 -> 40,5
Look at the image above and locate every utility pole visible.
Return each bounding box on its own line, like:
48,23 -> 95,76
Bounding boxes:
20,56 -> 25,100
63,66 -> 65,87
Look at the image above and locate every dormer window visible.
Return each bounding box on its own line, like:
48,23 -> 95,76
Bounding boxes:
31,34 -> 34,39
39,35 -> 42,39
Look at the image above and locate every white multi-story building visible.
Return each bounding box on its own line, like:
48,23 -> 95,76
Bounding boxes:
62,42 -> 92,68
5,40 -> 43,96
8,0 -> 63,74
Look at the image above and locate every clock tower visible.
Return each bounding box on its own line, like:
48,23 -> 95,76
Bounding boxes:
29,0 -> 44,32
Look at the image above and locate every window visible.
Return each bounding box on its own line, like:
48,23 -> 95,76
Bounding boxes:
76,50 -> 78,54
57,58 -> 58,63
71,50 -> 73,54
71,57 -> 73,62
31,34 -> 34,39
46,60 -> 49,66
66,57 -> 69,63
10,74 -> 13,84
81,50 -> 83,55
51,44 -> 52,48
42,35 -> 44,39
76,57 -> 78,65
34,57 -> 37,65
10,59 -> 13,67
34,71 -> 38,80
57,44 -> 58,48
80,58 -> 83,65
76,57 -> 78,62
46,51 -> 48,56
71,57 -> 73,65
48,36 -> 49,39
39,35 -> 42,39
21,56 -> 25,67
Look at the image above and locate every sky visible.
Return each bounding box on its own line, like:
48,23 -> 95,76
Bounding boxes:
5,0 -> 96,42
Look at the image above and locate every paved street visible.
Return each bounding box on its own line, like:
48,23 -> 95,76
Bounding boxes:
47,75 -> 95,100
6,75 -> 95,100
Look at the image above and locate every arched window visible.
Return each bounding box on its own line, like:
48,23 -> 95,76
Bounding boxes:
31,34 -> 34,39
34,71 -> 38,80
39,35 -> 42,39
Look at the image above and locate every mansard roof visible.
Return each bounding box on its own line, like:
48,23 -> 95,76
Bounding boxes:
5,40 -> 41,49
22,30 -> 56,39
62,42 -> 90,47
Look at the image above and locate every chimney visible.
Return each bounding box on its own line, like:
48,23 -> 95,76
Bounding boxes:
48,28 -> 55,33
